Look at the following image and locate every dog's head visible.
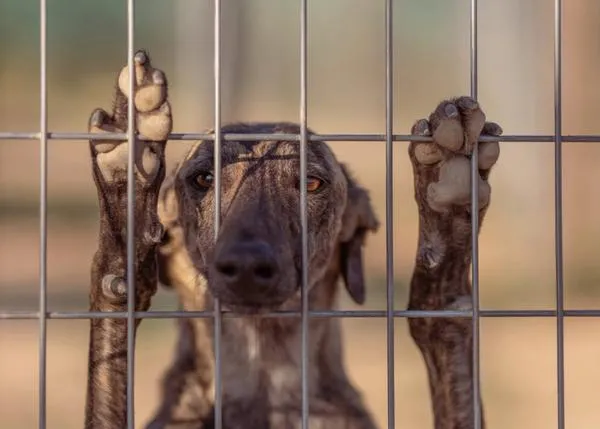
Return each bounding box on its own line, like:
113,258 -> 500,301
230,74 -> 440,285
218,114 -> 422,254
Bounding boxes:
174,123 -> 379,313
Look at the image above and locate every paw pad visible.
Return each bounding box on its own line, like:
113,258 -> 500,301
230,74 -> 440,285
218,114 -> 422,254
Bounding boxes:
410,97 -> 502,213
87,49 -> 172,183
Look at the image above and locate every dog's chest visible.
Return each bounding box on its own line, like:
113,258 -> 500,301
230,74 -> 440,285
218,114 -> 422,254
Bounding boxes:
221,320 -> 318,403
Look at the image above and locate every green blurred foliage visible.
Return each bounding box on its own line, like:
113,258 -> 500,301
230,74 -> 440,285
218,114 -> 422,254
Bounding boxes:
0,0 -> 174,82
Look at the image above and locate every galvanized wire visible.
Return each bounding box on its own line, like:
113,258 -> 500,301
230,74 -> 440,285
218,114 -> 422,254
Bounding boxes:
213,1 -> 224,427
0,2 -> 585,428
384,0 -> 395,428
554,0 -> 566,427
469,0 -> 482,427
38,0 -> 48,427
2,309 -> 600,321
3,132 -> 600,142
299,0 -> 310,427
125,0 -> 136,427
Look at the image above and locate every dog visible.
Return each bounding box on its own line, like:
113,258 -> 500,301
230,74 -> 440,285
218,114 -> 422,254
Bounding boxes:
85,50 -> 502,429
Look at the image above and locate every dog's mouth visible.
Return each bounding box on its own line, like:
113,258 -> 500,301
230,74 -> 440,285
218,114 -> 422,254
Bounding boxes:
208,283 -> 300,315
221,301 -> 281,315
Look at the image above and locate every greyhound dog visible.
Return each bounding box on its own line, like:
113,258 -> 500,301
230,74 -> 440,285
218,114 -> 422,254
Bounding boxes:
85,50 -> 502,429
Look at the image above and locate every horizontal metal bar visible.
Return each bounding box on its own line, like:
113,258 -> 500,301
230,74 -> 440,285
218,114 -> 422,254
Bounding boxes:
4,132 -> 600,143
2,309 -> 600,320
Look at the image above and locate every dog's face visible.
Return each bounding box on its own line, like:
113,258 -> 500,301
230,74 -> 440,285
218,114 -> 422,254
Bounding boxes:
174,123 -> 379,313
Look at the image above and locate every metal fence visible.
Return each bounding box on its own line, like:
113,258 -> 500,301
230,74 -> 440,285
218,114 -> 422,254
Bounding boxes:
1,0 -> 595,428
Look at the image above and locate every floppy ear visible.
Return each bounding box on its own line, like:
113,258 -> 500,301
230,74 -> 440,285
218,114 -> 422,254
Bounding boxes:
337,165 -> 380,305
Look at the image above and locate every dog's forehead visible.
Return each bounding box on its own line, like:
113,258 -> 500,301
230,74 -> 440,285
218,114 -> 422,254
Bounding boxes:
187,135 -> 337,169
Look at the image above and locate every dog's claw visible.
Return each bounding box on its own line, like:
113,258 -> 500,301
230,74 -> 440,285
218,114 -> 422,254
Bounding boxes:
134,50 -> 148,65
458,97 -> 478,111
90,109 -> 106,128
152,69 -> 165,85
445,104 -> 459,118
413,118 -> 430,136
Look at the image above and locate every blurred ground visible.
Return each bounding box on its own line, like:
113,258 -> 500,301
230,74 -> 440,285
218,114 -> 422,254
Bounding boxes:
2,318 -> 600,428
2,0 -> 600,428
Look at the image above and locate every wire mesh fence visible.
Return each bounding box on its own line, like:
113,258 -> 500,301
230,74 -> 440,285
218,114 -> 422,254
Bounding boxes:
0,0 -> 589,428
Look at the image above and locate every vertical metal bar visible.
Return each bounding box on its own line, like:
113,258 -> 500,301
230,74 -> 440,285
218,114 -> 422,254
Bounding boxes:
384,0 -> 395,428
470,0 -> 478,100
469,0 -> 482,427
299,0 -> 310,428
38,0 -> 48,426
213,0 -> 224,428
126,0 -> 136,427
554,0 -> 565,427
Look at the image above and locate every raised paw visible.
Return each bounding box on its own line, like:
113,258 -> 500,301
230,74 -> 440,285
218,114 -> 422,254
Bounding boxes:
409,96 -> 502,214
407,96 -> 502,429
88,49 -> 172,184
84,51 -> 172,429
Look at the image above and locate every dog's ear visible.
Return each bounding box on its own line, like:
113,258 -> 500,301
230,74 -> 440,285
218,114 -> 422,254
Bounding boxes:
338,165 -> 380,305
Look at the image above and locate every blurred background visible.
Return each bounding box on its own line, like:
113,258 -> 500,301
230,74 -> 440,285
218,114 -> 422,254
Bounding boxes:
2,0 -> 600,427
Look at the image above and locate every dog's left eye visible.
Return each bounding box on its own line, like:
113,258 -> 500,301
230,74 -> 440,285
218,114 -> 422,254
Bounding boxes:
306,176 -> 323,193
195,172 -> 214,190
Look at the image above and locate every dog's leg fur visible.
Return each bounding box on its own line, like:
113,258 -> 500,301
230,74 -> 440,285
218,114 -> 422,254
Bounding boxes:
407,97 -> 502,429
85,50 -> 172,429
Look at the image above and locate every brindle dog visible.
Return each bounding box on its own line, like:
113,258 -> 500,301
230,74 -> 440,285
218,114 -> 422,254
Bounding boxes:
85,50 -> 502,429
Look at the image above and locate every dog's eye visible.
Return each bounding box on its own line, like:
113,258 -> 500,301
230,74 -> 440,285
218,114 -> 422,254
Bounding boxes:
306,176 -> 323,193
195,172 -> 214,190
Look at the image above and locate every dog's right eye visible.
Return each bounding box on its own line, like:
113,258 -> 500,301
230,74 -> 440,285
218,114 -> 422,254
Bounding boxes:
194,172 -> 214,190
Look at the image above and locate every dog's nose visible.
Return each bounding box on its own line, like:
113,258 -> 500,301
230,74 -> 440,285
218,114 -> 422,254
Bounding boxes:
214,240 -> 279,290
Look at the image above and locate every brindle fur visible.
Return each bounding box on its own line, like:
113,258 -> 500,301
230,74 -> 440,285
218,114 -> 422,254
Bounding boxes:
86,51 -> 503,429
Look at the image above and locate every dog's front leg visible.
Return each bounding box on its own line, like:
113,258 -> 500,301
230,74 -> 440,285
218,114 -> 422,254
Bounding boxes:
407,97 -> 502,429
85,50 -> 172,429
